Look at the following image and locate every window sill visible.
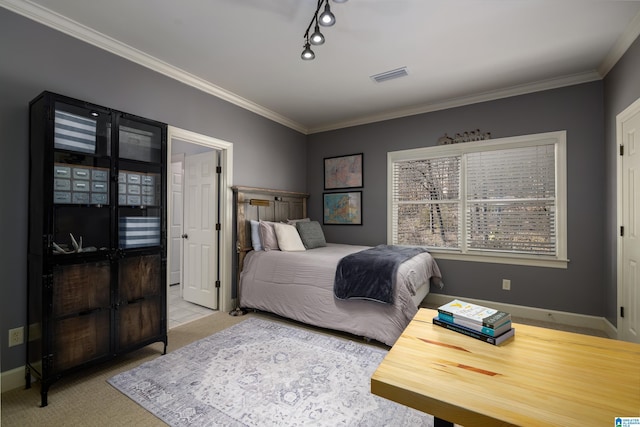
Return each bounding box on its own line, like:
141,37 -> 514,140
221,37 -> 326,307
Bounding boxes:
429,251 -> 569,269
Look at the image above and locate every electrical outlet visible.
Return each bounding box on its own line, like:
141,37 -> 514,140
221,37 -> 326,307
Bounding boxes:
502,279 -> 511,291
9,326 -> 24,347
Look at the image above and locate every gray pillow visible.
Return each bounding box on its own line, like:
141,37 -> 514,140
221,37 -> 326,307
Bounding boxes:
296,221 -> 327,249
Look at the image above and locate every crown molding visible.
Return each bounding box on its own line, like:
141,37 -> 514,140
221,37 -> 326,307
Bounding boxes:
598,8 -> 640,78
2,0 -> 636,136
0,0 -> 308,134
309,70 -> 602,134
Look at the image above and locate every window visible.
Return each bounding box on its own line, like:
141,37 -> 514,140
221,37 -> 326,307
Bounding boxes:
388,131 -> 567,268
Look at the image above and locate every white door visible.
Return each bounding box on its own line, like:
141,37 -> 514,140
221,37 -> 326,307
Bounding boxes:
620,101 -> 640,343
170,158 -> 184,285
183,151 -> 218,309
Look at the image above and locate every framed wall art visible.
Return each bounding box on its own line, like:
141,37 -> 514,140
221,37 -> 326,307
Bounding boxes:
323,191 -> 362,225
324,153 -> 363,190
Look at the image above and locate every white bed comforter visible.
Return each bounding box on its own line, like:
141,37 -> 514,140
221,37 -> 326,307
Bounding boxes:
239,243 -> 442,346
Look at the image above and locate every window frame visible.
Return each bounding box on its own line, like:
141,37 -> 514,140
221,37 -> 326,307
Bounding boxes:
387,131 -> 568,268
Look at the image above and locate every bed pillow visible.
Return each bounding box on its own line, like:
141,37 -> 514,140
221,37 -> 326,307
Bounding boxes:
273,223 -> 306,251
296,221 -> 327,249
250,220 -> 262,251
286,217 -> 310,226
259,221 -> 280,251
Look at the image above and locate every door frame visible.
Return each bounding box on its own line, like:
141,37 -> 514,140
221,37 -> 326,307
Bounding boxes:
167,126 -> 234,313
170,153 -> 185,288
616,95 -> 640,341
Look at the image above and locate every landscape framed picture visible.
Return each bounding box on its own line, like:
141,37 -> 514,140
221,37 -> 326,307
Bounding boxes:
324,153 -> 363,190
323,191 -> 362,225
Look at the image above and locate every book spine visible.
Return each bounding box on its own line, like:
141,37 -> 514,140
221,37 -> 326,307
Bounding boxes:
432,317 -> 498,344
437,313 -> 508,336
437,309 -> 510,329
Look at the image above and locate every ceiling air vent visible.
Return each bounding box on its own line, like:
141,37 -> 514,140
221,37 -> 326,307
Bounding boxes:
370,67 -> 408,83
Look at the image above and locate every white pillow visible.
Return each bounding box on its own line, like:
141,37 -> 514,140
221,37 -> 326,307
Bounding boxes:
273,223 -> 306,251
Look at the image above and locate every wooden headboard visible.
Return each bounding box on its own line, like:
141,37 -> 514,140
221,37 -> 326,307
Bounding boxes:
232,186 -> 309,273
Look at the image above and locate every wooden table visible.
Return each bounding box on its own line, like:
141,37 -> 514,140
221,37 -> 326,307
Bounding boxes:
371,308 -> 640,427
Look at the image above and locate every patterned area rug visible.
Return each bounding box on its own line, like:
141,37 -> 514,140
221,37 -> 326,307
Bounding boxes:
108,318 -> 433,426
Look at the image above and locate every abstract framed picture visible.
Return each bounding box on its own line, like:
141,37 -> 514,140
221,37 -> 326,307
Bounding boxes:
323,191 -> 362,225
324,153 -> 363,190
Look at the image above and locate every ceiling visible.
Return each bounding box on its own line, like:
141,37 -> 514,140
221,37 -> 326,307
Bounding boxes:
3,0 -> 640,134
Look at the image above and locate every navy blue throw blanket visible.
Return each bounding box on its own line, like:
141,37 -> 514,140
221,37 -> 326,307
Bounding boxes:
334,245 -> 428,304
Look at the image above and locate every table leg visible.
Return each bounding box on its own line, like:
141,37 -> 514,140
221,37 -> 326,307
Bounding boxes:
434,416 -> 454,427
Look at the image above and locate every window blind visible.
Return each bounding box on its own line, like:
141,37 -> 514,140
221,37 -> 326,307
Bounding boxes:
388,132 -> 566,265
392,156 -> 460,247
465,145 -> 556,254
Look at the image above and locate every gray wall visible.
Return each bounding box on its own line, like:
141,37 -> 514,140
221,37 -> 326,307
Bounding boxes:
307,82 -> 607,318
603,35 -> 640,324
0,8 -> 306,372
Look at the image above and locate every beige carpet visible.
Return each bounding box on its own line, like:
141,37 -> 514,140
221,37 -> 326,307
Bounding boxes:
1,311 -> 258,427
1,309 -> 605,426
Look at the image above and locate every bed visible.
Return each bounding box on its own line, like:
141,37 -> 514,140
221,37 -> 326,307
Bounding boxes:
232,186 -> 443,346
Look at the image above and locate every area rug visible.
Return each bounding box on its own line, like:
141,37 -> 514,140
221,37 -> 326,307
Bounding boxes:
108,318 -> 434,426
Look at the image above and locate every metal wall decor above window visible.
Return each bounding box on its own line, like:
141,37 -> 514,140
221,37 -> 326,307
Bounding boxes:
301,0 -> 348,60
387,131 -> 568,268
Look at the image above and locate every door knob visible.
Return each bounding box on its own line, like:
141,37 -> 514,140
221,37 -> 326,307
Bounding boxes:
181,234 -> 188,239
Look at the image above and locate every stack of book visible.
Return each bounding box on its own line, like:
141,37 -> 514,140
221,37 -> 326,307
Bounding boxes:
433,299 -> 515,345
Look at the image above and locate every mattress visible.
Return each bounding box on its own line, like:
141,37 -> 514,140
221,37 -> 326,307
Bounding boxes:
239,243 -> 442,346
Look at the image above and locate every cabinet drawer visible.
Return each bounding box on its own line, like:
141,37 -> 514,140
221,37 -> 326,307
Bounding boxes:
126,195 -> 141,205
72,167 -> 90,180
72,192 -> 90,204
53,262 -> 111,317
91,193 -> 109,205
54,191 -> 71,204
141,185 -> 155,195
91,168 -> 109,181
54,164 -> 71,178
72,180 -> 90,192
53,311 -> 110,373
127,184 -> 141,195
127,173 -> 141,184
141,175 -> 155,186
91,181 -> 108,192
54,179 -> 71,191
142,195 -> 156,206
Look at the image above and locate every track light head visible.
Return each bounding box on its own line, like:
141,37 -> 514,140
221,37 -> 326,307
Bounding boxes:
301,0 -> 345,60
319,2 -> 336,26
301,42 -> 315,60
310,24 -> 325,45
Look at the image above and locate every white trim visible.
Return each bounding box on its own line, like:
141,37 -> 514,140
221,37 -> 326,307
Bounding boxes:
615,96 -> 640,341
2,0 -> 637,135
598,8 -> 640,78
431,252 -> 568,269
388,131 -> 568,268
1,366 -> 27,393
309,72 -> 601,134
166,126 -> 234,313
0,0 -> 306,134
424,293 -> 615,339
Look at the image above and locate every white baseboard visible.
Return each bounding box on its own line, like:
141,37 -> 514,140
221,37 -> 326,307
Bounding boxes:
424,293 -> 617,339
1,366 -> 27,393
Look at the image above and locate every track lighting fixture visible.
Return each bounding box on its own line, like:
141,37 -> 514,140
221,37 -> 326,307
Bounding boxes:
301,0 -> 347,60
310,24 -> 325,45
301,40 -> 315,60
319,2 -> 336,26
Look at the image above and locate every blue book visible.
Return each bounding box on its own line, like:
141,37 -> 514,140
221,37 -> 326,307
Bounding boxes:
432,316 -> 515,345
437,312 -> 511,337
